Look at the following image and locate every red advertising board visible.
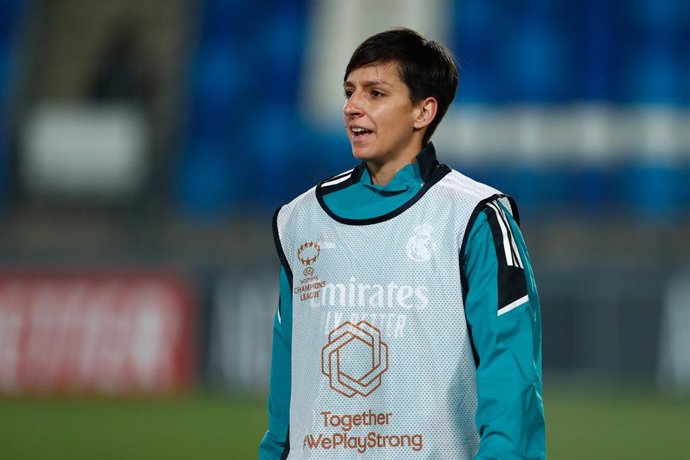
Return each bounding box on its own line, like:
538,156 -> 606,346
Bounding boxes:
0,271 -> 196,395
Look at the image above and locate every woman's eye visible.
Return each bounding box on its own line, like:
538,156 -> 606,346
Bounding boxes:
371,90 -> 383,97
344,90 -> 352,99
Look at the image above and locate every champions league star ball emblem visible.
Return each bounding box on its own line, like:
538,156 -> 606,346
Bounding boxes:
298,241 -> 321,266
406,224 -> 435,262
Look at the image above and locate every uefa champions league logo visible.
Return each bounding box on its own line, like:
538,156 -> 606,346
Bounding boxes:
295,241 -> 326,302
405,224 -> 435,262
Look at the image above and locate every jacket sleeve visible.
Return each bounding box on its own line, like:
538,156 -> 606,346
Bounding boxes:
462,201 -> 546,460
258,266 -> 293,460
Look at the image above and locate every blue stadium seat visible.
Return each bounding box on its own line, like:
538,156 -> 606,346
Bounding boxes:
572,165 -> 617,213
0,0 -> 22,209
622,162 -> 683,220
499,23 -> 574,103
186,45 -> 249,137
175,138 -> 241,216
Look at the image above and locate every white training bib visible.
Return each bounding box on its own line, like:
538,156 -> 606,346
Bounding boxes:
275,169 -> 511,459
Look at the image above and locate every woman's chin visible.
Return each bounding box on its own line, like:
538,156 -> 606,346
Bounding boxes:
350,146 -> 380,162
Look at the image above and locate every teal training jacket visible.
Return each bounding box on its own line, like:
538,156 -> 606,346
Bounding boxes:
260,144 -> 545,459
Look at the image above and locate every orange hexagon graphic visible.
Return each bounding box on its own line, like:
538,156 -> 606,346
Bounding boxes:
321,321 -> 389,398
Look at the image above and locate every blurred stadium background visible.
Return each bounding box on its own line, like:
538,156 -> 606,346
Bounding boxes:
1,0 -> 690,458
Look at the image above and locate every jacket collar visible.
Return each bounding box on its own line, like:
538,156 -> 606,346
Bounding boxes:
356,142 -> 440,187
416,142 -> 440,183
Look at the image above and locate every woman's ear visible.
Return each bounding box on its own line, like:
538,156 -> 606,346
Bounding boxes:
413,97 -> 438,130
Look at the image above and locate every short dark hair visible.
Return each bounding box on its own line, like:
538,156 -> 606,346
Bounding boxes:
344,28 -> 459,145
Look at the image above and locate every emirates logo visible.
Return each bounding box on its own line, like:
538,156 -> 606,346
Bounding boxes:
297,241 -> 321,266
321,321 -> 389,398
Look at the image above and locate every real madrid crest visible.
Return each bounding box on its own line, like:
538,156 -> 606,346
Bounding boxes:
406,224 -> 436,262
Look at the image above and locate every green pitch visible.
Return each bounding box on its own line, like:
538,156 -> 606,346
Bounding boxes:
1,386 -> 688,460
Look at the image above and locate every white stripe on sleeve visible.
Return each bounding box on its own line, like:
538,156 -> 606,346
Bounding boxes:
497,295 -> 529,316
487,202 -> 515,267
496,203 -> 523,269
